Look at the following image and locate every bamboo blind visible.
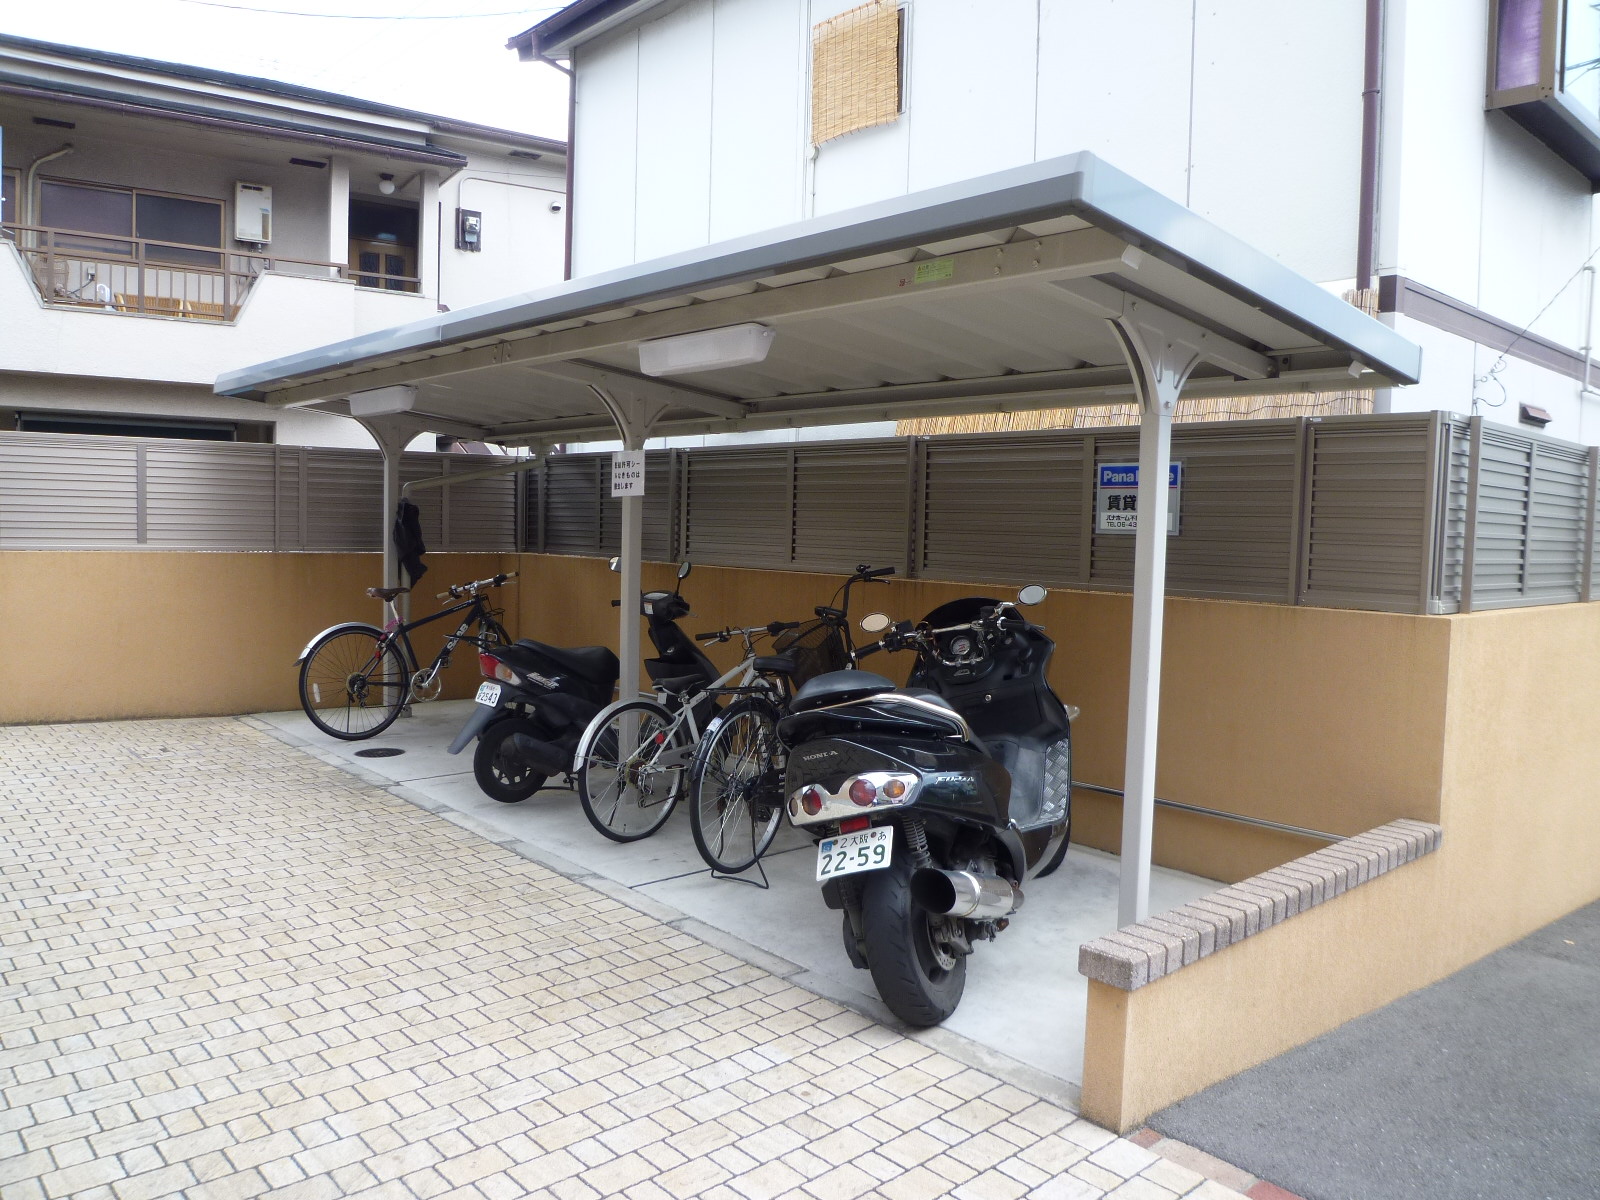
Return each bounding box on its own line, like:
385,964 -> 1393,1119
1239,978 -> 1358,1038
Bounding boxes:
812,1 -> 903,146
898,290 -> 1379,436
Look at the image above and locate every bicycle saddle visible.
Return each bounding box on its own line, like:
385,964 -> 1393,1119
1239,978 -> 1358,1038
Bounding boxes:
366,586 -> 410,601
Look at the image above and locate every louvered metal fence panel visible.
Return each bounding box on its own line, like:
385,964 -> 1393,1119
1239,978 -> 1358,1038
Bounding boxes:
275,449 -> 306,550
684,447 -> 793,567
145,442 -> 277,549
540,455 -> 606,555
921,433 -> 1084,584
1299,416 -> 1437,611
1430,419 -> 1472,613
1469,427 -> 1591,609
303,450 -> 384,551
1083,424 -> 1303,601
0,434 -> 139,547
792,441 -> 913,574
595,452 -> 677,561
441,461 -> 520,552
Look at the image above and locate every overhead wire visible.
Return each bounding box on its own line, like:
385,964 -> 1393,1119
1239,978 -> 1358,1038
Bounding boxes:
166,0 -> 562,18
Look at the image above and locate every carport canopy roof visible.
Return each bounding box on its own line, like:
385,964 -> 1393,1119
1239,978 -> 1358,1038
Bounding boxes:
215,152 -> 1421,444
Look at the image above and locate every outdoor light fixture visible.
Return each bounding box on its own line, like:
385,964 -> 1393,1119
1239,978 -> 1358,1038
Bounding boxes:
348,384 -> 416,417
637,323 -> 775,376
378,173 -> 397,195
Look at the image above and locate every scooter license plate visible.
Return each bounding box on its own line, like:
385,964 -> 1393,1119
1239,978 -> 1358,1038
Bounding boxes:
474,682 -> 502,706
816,826 -> 893,882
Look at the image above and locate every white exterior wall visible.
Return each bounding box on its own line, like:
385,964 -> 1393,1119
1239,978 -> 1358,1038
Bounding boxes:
437,157 -> 567,306
567,0 -> 1600,442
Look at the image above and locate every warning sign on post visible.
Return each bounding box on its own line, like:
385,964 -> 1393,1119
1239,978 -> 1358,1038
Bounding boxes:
1095,462 -> 1182,535
611,451 -> 645,497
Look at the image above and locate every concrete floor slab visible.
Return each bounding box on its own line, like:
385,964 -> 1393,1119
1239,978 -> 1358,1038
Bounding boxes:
258,699 -> 1222,1091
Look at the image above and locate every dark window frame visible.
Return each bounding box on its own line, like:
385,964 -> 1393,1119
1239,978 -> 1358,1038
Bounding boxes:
37,177 -> 225,265
1487,0 -> 1600,186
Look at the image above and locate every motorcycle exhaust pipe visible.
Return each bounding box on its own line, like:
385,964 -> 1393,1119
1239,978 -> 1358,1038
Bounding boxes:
509,733 -> 569,776
910,868 -> 1024,920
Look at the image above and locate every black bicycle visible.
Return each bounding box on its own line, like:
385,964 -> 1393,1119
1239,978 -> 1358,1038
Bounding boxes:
296,572 -> 516,740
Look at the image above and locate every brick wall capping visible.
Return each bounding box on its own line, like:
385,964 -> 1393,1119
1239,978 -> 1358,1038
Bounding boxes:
1078,819 -> 1442,991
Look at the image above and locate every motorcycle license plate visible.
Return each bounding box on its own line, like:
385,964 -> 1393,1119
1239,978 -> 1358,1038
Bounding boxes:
816,826 -> 893,882
474,682 -> 502,706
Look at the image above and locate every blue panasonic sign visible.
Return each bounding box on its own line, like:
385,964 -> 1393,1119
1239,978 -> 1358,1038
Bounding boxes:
1098,464 -> 1181,488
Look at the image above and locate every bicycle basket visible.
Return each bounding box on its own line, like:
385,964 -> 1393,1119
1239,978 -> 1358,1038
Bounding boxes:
772,619 -> 849,687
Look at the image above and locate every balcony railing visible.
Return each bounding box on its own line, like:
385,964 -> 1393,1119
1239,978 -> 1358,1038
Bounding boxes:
1,223 -> 421,322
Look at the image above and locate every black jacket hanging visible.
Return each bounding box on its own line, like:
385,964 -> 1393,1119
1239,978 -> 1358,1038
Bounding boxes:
393,498 -> 428,585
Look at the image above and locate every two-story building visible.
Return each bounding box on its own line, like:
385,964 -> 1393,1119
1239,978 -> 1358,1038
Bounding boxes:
0,34 -> 567,448
510,0 -> 1600,444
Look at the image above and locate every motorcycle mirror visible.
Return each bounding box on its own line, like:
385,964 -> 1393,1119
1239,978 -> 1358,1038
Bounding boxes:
1018,584 -> 1048,606
677,560 -> 692,580
860,612 -> 892,634
607,556 -> 621,573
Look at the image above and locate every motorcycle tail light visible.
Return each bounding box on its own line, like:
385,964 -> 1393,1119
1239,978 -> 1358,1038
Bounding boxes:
493,661 -> 520,684
849,778 -> 877,806
801,786 -> 824,816
478,652 -> 499,677
838,816 -> 870,834
881,778 -> 906,800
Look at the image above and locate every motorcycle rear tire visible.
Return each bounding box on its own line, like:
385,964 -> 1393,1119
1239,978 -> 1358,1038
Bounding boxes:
473,716 -> 550,803
862,856 -> 966,1027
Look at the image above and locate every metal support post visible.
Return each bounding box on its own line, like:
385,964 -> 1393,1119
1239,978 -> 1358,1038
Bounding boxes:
1105,302 -> 1206,928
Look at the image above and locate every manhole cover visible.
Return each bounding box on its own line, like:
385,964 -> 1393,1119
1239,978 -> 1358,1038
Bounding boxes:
354,748 -> 406,758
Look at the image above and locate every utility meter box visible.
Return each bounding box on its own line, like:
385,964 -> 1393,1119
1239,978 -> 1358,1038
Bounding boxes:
234,182 -> 272,244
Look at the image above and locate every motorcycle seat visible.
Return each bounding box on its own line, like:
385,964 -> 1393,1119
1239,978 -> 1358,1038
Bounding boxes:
511,640 -> 620,685
790,670 -> 896,713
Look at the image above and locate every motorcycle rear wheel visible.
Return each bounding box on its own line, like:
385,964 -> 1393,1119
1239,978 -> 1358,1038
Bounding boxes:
473,716 -> 550,803
862,855 -> 967,1027
575,699 -> 687,841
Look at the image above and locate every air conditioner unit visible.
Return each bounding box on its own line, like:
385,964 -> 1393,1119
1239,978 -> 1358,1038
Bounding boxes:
234,182 -> 272,244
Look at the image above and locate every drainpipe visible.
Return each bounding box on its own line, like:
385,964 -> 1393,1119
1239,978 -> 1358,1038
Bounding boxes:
1356,0 -> 1383,292
23,143 -> 74,225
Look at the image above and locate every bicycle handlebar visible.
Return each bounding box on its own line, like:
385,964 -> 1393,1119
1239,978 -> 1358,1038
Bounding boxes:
436,571 -> 519,601
858,565 -> 896,580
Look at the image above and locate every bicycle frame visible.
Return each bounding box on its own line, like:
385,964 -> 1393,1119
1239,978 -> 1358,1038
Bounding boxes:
379,592 -> 496,677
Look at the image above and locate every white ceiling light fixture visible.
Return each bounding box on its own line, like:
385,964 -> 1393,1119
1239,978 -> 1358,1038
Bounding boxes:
638,323 -> 775,377
348,384 -> 416,416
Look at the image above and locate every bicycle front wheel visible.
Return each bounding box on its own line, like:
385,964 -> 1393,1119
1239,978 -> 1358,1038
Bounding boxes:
298,625 -> 409,740
575,699 -> 688,842
688,696 -> 785,873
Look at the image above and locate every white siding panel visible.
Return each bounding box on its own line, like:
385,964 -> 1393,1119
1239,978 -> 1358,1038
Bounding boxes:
905,0 -> 1039,192
1189,0 -> 1364,281
1034,0 -> 1192,202
635,1 -> 715,260
813,120 -> 911,215
1478,117 -> 1593,341
1385,0 -> 1489,299
572,30 -> 641,275
709,0 -> 806,241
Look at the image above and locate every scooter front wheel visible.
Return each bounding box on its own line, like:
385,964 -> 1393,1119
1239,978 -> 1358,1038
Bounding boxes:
473,716 -> 550,803
575,699 -> 687,841
862,854 -> 967,1027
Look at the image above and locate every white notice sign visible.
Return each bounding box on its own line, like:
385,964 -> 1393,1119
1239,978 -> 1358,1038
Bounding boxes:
611,451 -> 645,497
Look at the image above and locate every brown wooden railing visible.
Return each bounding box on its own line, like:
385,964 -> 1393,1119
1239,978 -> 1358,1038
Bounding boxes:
0,222 -> 421,321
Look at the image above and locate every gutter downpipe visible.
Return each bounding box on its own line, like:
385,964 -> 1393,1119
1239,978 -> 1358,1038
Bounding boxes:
23,143 -> 74,227
525,45 -> 575,282
1357,0 -> 1383,293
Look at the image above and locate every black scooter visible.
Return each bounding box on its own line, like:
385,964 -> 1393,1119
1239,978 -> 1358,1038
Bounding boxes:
776,585 -> 1074,1026
448,629 -> 619,803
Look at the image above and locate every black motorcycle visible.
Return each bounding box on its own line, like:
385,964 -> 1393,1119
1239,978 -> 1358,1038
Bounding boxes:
447,628 -> 620,804
775,585 -> 1074,1026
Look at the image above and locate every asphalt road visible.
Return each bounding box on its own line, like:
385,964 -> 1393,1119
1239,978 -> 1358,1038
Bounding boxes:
1149,900 -> 1600,1200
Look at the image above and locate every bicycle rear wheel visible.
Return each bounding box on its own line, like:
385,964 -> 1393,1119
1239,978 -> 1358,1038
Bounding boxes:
688,696 -> 785,873
298,625 -> 409,740
575,699 -> 688,841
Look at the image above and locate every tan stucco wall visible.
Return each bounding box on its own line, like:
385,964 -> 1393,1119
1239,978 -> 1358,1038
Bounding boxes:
512,554 -> 1450,880
1081,601 -> 1600,1131
0,551 -> 516,724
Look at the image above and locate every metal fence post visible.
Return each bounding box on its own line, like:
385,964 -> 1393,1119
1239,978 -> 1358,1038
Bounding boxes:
1461,416 -> 1483,614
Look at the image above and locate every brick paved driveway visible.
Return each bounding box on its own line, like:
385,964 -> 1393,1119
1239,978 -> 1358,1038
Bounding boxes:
1,717 -> 1243,1200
